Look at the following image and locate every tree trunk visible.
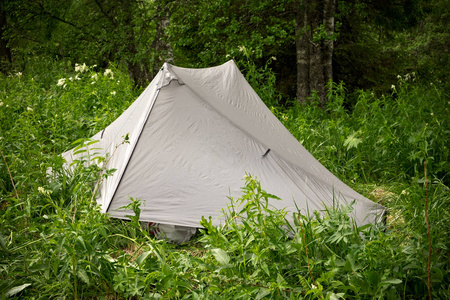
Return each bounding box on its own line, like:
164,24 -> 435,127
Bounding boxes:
309,1 -> 325,105
295,0 -> 336,106
119,0 -> 151,87
295,0 -> 310,104
150,2 -> 174,78
127,57 -> 151,88
0,9 -> 12,74
323,0 -> 335,88
124,0 -> 173,86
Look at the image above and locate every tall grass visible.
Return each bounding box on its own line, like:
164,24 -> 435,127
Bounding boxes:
0,59 -> 448,298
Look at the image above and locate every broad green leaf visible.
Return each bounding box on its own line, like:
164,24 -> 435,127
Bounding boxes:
73,149 -> 87,155
77,269 -> 90,284
0,232 -> 6,251
136,251 -> 153,266
277,273 -> 287,288
261,263 -> 270,276
381,278 -> 402,285
76,236 -> 86,250
86,140 -> 100,146
211,248 -> 230,265
344,132 -> 362,150
431,266 -> 444,283
330,292 -> 345,300
148,292 -> 162,299
255,287 -> 271,300
5,283 -> 32,297
245,234 -> 255,247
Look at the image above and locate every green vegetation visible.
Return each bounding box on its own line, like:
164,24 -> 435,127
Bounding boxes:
0,58 -> 448,299
1,0 -> 449,298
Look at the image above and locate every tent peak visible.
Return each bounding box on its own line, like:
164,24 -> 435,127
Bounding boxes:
163,59 -> 237,72
158,63 -> 184,89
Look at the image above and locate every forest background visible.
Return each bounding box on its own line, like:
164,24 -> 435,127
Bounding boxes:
0,0 -> 449,299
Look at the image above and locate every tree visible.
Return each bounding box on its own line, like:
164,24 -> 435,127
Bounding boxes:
333,0 -> 424,93
169,0 -> 300,106
170,0 -> 338,105
295,0 -> 336,105
2,0 -> 173,86
406,0 -> 449,83
0,4 -> 12,74
3,0 -> 441,99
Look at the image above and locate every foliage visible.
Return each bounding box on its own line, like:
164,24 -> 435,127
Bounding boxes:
169,0 -> 293,68
1,0 -> 170,86
2,0 -> 448,102
1,51 -> 449,299
0,58 -> 138,199
400,0 -> 450,84
273,77 -> 449,185
196,175 -> 449,298
0,60 -> 139,298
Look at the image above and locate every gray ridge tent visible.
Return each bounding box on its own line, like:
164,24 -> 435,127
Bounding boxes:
62,60 -> 385,243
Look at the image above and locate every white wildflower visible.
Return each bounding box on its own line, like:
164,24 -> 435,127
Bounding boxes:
110,91 -> 116,96
27,106 -> 33,111
75,74 -> 81,80
401,190 -> 406,195
238,45 -> 245,52
57,78 -> 66,86
69,77 -> 73,81
391,84 -> 395,90
75,63 -> 88,73
271,56 -> 277,61
16,72 -> 22,77
397,75 -> 401,79
91,73 -> 98,81
104,69 -> 114,78
0,102 -> 3,106
311,284 -> 317,289
430,112 -> 434,116
38,187 -> 52,196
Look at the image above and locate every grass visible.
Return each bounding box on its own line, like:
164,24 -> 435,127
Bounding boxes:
0,57 -> 449,299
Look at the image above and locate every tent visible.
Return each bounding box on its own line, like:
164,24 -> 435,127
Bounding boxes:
62,60 -> 385,243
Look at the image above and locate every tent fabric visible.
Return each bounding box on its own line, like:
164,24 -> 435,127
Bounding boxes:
62,60 -> 385,241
